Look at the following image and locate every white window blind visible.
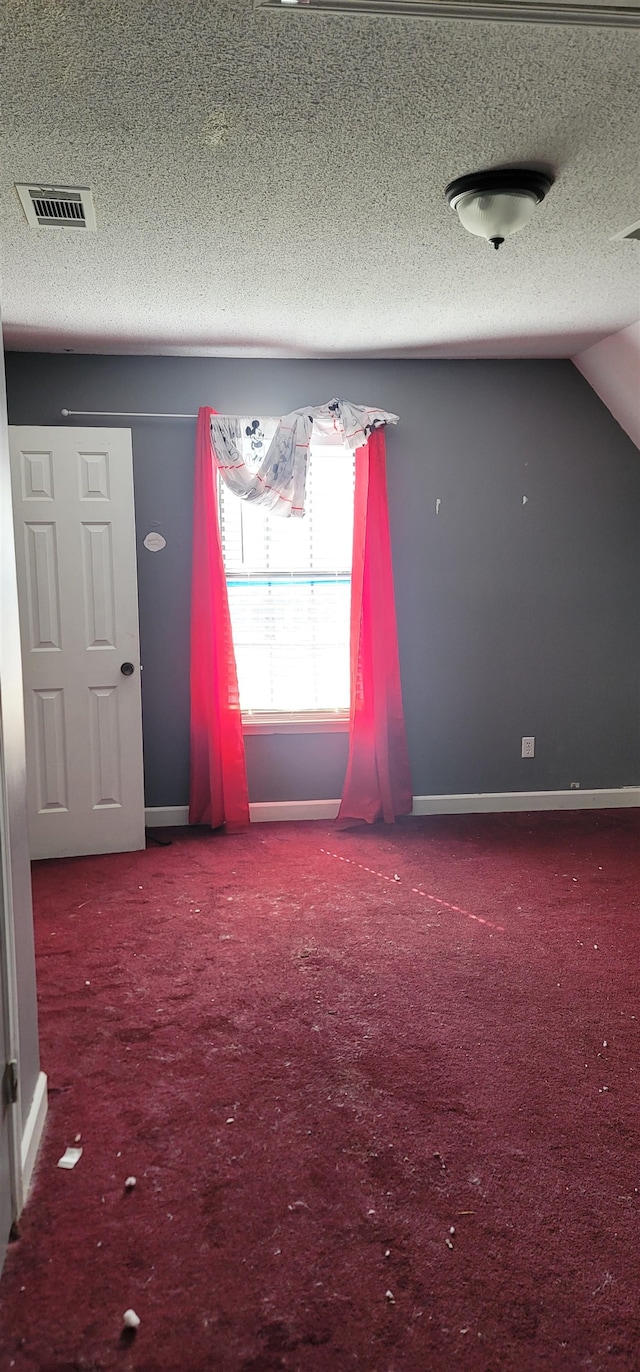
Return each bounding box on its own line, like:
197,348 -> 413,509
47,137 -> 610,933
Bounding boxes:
219,443 -> 355,714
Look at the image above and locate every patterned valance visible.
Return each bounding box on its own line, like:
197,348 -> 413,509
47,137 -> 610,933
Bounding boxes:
210,398 -> 398,517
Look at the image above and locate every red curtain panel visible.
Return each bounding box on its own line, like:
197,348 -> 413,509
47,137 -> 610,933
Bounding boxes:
189,407 -> 249,829
338,427 -> 413,825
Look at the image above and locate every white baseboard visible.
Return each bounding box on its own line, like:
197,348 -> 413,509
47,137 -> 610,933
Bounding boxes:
411,787 -> 640,814
145,801 -> 341,825
145,805 -> 190,827
20,1070 -> 48,1207
145,788 -> 640,829
250,799 -> 341,822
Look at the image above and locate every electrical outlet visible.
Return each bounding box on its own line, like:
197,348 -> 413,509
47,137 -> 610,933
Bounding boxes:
521,736 -> 535,758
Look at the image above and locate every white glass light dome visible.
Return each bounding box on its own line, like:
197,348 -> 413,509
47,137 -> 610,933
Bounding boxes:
445,168 -> 553,249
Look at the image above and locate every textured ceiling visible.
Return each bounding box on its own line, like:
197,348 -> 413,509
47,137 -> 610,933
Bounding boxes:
0,0 -> 638,357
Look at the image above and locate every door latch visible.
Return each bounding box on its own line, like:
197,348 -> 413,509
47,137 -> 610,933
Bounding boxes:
2,1059 -> 18,1106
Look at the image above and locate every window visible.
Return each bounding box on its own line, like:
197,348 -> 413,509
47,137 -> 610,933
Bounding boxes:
219,439 -> 354,718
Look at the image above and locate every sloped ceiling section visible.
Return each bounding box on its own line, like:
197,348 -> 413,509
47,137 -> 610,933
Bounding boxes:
0,0 -> 638,357
256,0 -> 640,22
573,321 -> 640,451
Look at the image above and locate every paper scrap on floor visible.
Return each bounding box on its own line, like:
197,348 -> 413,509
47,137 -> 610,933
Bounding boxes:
57,1147 -> 83,1170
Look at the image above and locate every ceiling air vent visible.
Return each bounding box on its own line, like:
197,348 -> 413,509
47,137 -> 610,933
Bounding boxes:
611,218 -> 640,241
15,184 -> 97,230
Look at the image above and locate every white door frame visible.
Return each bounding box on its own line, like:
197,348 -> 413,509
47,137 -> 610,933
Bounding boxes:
0,331 -> 28,1227
0,729 -> 24,1223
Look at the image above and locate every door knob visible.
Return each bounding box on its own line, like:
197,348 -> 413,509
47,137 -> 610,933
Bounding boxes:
120,662 -> 135,676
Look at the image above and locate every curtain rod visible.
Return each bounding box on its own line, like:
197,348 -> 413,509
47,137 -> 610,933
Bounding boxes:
61,408 -> 198,419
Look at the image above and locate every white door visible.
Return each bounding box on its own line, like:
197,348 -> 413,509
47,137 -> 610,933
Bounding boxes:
9,427 -> 145,860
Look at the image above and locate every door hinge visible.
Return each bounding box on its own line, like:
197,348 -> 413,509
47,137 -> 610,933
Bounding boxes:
3,1059 -> 18,1106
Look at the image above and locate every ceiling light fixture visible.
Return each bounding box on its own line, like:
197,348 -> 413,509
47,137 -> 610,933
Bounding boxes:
445,168 -> 553,250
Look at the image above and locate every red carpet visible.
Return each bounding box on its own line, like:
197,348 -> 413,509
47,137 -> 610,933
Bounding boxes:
2,812 -> 640,1371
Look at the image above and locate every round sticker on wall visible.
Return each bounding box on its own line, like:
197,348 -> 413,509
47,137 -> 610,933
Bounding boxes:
143,532 -> 167,552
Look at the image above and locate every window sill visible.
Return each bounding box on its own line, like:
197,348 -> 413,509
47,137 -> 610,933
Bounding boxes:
242,713 -> 349,735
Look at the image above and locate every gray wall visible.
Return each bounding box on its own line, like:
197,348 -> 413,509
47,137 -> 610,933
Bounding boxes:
6,353 -> 640,805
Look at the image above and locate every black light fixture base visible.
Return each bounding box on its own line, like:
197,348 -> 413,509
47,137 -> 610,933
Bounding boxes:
445,167 -> 553,209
